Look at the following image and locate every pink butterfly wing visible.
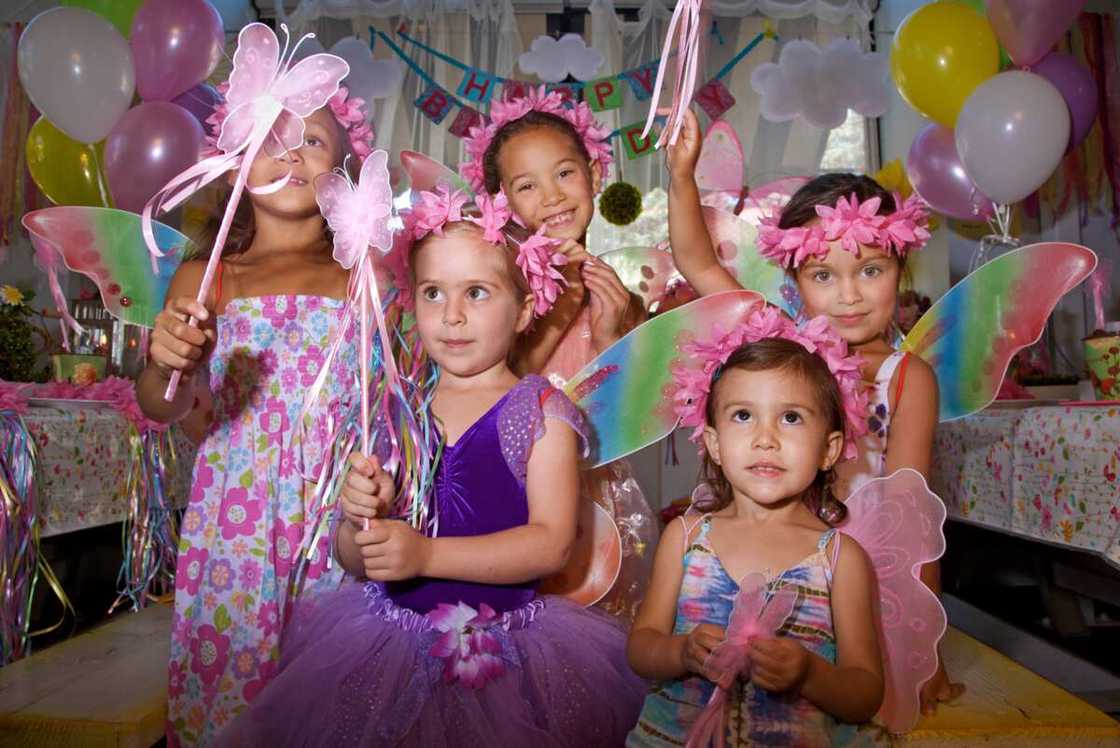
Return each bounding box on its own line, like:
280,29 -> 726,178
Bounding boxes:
695,121 -> 744,196
841,469 -> 948,734
274,53 -> 350,118
219,23 -> 281,153
356,150 -> 395,253
314,172 -> 366,270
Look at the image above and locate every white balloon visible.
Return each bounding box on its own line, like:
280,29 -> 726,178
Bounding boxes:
17,7 -> 135,144
955,71 -> 1070,205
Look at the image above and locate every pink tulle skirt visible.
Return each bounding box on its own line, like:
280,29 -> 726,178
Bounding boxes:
214,581 -> 647,747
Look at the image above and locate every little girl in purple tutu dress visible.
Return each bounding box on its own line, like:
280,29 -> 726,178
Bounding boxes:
215,186 -> 646,746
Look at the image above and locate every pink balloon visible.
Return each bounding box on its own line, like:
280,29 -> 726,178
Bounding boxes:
104,102 -> 203,213
906,123 -> 995,222
130,0 -> 224,101
1031,52 -> 1099,151
172,82 -> 222,127
987,0 -> 1088,67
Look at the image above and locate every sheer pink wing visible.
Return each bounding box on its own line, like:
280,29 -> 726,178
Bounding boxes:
840,468 -> 947,734
316,151 -> 394,269
218,23 -> 280,153
274,53 -> 350,117
314,172 -> 365,270
355,150 -> 395,254
695,120 -> 745,195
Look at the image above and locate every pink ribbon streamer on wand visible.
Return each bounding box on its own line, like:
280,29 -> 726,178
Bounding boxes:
641,0 -> 704,149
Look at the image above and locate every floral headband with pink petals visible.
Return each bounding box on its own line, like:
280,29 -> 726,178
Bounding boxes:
758,193 -> 931,270
408,183 -> 567,318
671,305 -> 869,461
202,83 -> 376,163
458,85 -> 613,195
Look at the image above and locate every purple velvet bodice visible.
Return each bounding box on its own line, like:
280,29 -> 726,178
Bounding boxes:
386,376 -> 587,615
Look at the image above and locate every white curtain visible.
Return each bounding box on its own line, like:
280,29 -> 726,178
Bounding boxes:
279,0 -> 522,175
277,0 -> 868,194
590,0 -> 866,195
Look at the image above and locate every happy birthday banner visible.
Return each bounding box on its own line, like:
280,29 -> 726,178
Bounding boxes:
374,28 -> 770,162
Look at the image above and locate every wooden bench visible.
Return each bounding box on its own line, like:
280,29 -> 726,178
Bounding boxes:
905,627 -> 1120,746
0,602 -> 171,748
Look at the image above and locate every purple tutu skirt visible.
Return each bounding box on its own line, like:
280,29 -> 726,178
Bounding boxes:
215,581 -> 647,747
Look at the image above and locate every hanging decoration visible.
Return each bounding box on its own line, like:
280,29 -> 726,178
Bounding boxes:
518,33 -> 604,83
374,27 -> 769,164
599,182 -> 643,226
751,38 -> 890,130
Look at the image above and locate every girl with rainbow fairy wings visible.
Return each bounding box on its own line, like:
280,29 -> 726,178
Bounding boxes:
214,183 -> 646,747
450,85 -> 658,622
574,2 -> 1094,727
625,300 -> 948,746
129,23 -> 381,745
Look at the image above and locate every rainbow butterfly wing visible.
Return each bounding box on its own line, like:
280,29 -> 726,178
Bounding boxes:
22,207 -> 190,328
565,290 -> 764,466
902,242 -> 1097,421
701,206 -> 802,319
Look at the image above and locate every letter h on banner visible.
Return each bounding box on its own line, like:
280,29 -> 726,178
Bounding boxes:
457,69 -> 497,105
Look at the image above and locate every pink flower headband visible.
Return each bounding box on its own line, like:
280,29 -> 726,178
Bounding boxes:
758,193 -> 931,270
459,85 -> 613,195
202,83 -> 375,163
407,183 -> 568,318
671,305 -> 869,461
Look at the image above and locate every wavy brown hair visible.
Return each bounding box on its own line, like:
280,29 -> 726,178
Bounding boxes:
696,338 -> 848,526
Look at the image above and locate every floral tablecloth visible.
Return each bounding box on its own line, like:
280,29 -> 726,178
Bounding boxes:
26,403 -> 195,537
933,403 -> 1120,567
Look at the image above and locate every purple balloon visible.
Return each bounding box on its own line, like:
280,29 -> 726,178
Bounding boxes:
987,0 -> 1088,68
130,0 -> 224,101
172,82 -> 223,127
1031,52 -> 1099,151
105,102 -> 204,213
906,123 -> 996,222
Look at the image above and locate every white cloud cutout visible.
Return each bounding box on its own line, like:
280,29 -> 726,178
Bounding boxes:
518,33 -> 604,83
750,39 -> 889,130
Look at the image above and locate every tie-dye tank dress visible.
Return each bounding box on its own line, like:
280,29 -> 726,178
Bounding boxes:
627,516 -> 888,747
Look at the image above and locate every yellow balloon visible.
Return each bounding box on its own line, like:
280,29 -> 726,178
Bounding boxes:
26,117 -> 112,207
890,0 -> 1000,127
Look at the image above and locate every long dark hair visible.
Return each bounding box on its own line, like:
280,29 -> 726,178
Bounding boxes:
481,110 -> 591,196
697,338 -> 848,525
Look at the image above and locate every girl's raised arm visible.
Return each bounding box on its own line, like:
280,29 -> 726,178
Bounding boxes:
666,108 -> 743,297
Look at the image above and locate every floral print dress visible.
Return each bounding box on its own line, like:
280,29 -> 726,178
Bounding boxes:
167,295 -> 357,746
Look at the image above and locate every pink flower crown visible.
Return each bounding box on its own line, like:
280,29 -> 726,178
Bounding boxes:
671,305 -> 869,461
407,183 -> 568,318
202,83 -> 375,163
758,193 -> 931,270
458,85 -> 613,195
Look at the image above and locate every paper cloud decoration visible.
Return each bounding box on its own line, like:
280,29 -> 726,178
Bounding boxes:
750,39 -> 889,130
518,33 -> 604,83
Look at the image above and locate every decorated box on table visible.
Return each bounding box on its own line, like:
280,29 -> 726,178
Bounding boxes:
1084,322 -> 1120,401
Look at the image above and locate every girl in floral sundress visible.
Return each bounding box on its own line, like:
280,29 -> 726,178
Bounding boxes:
136,67 -> 377,745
